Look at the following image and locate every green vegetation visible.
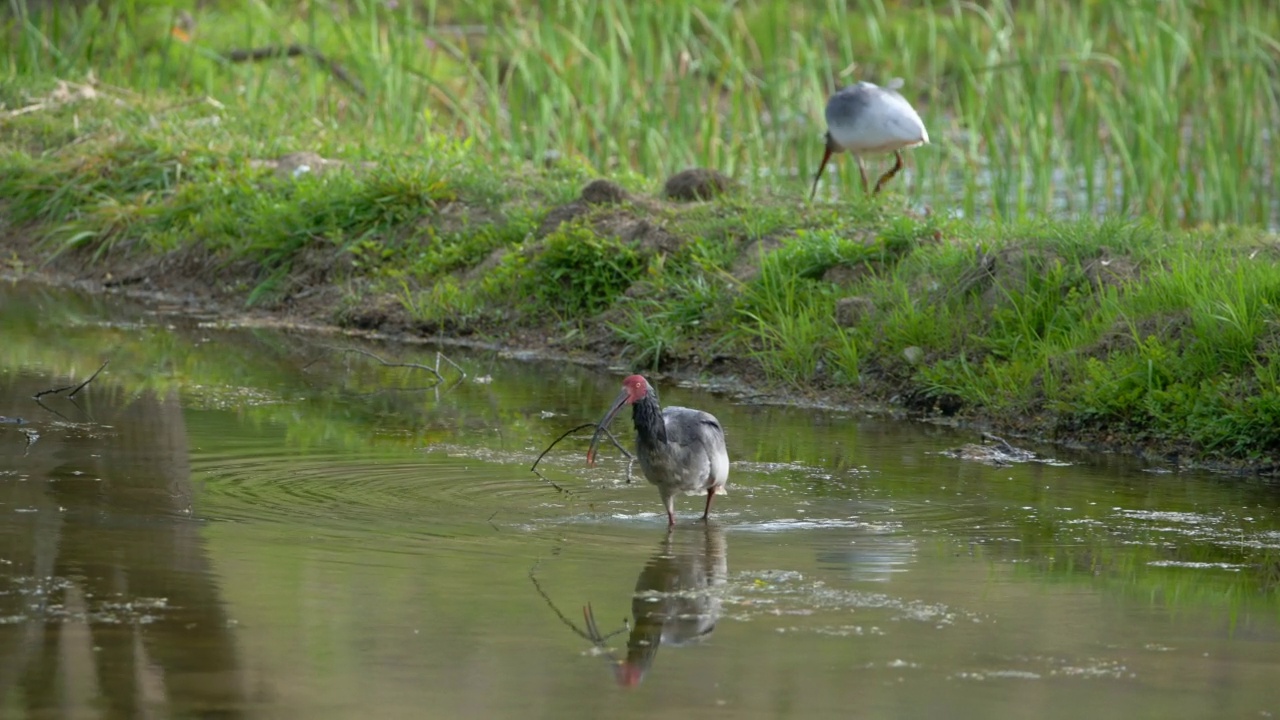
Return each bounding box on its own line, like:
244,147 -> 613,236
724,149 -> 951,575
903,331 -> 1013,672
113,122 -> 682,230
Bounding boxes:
3,1 -> 1280,468
4,0 -> 1280,224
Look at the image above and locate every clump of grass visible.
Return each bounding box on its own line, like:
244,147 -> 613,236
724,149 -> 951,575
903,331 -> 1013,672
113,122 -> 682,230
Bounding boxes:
531,221 -> 643,318
609,301 -> 682,371
731,235 -> 840,388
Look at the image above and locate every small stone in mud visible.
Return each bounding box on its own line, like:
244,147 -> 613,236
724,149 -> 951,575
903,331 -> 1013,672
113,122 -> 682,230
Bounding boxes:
580,179 -> 628,205
249,151 -> 376,180
663,168 -> 733,202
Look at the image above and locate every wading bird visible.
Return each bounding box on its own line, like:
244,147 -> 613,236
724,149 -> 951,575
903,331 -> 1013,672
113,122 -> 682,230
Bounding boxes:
810,79 -> 929,200
587,375 -> 728,528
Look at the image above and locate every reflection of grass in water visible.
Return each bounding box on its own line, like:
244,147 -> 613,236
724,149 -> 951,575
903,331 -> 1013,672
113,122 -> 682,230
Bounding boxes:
990,519 -> 1280,618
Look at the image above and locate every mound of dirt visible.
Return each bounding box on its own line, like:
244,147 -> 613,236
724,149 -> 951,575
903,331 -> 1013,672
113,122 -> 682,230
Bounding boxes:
535,179 -> 631,237
581,179 -> 628,205
663,168 -> 733,202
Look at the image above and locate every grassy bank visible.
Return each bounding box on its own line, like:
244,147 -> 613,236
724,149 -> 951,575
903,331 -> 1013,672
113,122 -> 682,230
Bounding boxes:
3,1 -> 1280,470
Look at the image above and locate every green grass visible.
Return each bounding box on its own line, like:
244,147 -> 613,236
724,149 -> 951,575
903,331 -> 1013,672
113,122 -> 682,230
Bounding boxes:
3,0 -> 1279,227
4,3 -> 1280,467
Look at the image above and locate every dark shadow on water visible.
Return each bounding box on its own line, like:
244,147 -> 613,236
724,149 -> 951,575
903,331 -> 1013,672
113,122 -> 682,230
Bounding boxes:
614,522 -> 728,688
0,374 -> 253,717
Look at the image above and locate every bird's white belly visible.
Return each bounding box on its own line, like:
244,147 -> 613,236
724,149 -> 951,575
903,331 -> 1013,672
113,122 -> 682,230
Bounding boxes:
830,100 -> 928,155
638,449 -> 727,496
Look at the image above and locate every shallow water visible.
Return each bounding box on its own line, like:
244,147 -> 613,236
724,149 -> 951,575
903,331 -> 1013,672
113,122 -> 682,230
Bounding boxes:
2,280 -> 1279,719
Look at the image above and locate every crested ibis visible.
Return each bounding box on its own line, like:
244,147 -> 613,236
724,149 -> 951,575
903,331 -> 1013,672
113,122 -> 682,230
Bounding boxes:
809,79 -> 929,200
587,375 -> 729,527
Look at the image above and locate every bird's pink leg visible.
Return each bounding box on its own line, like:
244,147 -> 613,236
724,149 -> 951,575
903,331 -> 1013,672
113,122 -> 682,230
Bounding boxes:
873,151 -> 905,195
664,494 -> 677,527
701,487 -> 716,521
856,157 -> 870,195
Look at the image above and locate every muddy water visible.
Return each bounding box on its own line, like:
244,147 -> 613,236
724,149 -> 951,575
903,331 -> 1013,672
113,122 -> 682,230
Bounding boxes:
2,281 -> 1279,720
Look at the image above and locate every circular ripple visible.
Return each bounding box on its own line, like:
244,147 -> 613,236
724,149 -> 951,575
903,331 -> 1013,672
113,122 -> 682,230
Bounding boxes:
193,445 -> 559,540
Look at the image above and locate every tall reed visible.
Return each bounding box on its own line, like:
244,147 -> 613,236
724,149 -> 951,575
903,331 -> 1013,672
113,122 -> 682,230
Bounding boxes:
4,0 -> 1278,227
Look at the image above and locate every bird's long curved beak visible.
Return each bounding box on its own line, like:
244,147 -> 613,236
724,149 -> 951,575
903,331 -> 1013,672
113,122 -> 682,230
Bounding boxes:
810,136 -> 836,201
586,389 -> 631,466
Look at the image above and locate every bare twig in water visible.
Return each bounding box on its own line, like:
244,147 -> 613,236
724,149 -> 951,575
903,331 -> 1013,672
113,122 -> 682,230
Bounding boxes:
531,468 -> 576,496
583,603 -> 629,645
338,346 -> 443,381
307,345 -> 469,385
531,422 -> 592,471
33,397 -> 71,422
981,432 -> 1019,455
222,44 -> 367,98
33,360 -> 109,399
528,559 -> 628,655
530,422 -> 633,472
433,351 -> 467,379
68,361 -> 108,398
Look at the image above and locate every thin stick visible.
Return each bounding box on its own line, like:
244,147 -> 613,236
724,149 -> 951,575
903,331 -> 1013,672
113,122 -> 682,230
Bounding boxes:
32,383 -> 75,399
33,397 -> 70,421
434,351 -> 467,379
528,561 -> 627,653
530,422 -> 633,472
528,560 -> 607,645
222,44 -> 367,98
316,345 -> 449,382
583,604 -> 629,644
68,360 -> 108,398
531,468 -> 576,495
531,422 -> 594,471
33,360 -> 108,399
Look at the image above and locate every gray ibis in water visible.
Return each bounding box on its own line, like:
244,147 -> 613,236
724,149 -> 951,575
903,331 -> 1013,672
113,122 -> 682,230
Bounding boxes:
587,375 -> 729,527
810,79 -> 929,200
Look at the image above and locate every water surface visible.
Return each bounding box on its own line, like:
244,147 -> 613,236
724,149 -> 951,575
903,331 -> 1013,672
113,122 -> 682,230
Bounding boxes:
1,280 -> 1278,719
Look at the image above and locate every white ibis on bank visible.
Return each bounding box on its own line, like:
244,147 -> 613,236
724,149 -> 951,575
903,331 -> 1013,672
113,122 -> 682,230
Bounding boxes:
810,79 -> 929,200
587,375 -> 729,527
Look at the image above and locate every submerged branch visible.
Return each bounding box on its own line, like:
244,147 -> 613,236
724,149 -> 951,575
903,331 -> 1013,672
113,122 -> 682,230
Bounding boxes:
33,360 -> 109,399
531,468 -> 575,495
307,345 -> 467,386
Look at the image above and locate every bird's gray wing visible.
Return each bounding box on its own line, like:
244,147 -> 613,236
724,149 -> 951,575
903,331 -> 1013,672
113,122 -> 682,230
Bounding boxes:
662,406 -> 729,486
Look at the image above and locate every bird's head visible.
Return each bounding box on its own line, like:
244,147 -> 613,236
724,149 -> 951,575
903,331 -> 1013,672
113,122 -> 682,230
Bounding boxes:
619,374 -> 650,405
586,375 -> 651,467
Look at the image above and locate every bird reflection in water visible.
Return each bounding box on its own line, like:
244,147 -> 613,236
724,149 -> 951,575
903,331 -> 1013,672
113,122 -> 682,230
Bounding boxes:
588,522 -> 728,688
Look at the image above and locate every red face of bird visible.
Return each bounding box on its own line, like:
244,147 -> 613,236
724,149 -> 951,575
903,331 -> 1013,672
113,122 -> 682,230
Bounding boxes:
809,132 -> 839,202
586,375 -> 650,466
